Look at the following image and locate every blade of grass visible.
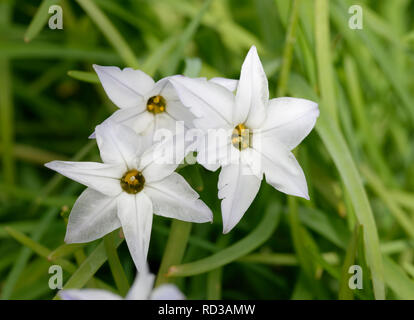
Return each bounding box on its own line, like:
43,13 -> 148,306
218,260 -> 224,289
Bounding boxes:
391,190 -> 414,211
103,232 -> 129,296
24,0 -> 60,42
0,58 -> 14,185
332,1 -> 414,125
1,207 -> 58,299
1,141 -> 96,299
48,243 -> 86,261
0,41 -> 120,62
383,255 -> 414,299
75,0 -> 139,68
316,114 -> 385,299
288,196 -> 326,299
0,143 -> 69,165
206,268 -> 222,300
164,0 -> 212,75
338,225 -> 361,300
288,74 -> 385,300
67,70 -> 99,83
298,207 -> 350,249
167,203 -> 281,278
53,231 -> 124,299
314,0 -> 338,124
3,226 -> 77,273
361,165 -> 414,240
343,56 -> 394,186
0,183 -> 76,207
155,220 -> 192,286
141,35 -> 179,77
276,0 -> 300,96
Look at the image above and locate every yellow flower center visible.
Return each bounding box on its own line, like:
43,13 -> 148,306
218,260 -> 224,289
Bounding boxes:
120,169 -> 145,194
232,123 -> 251,150
146,95 -> 166,114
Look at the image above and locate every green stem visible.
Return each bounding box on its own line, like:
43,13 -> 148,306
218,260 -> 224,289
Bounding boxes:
276,0 -> 300,97
75,0 -> 139,68
338,225 -> 361,300
104,231 -> 130,296
206,268 -> 222,300
167,204 -> 281,278
0,58 -> 14,185
24,0 -> 60,42
155,219 -> 192,287
2,141 -> 95,299
315,0 -> 338,124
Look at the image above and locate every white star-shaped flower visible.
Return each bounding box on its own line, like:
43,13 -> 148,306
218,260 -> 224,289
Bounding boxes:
45,120 -> 212,271
59,266 -> 184,300
170,46 -> 319,233
93,65 -> 237,140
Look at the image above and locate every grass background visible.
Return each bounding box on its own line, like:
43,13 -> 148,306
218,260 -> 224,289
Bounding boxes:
1,0 -> 414,300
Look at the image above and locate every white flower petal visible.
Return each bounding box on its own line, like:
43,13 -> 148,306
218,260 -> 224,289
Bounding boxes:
253,136 -> 309,199
170,76 -> 234,130
89,108 -> 147,139
65,188 -> 121,243
133,111 -> 155,135
95,120 -> 142,169
108,107 -> 146,129
154,112 -> 178,134
139,135 -> 184,183
145,173 -> 212,223
240,148 -> 264,180
234,46 -> 268,128
261,97 -> 319,150
44,161 -> 124,196
194,129 -> 234,171
117,192 -> 153,271
150,284 -> 185,300
218,163 -> 262,233
209,77 -> 238,92
165,100 -> 195,129
147,77 -> 171,98
93,65 -> 152,109
126,266 -> 155,300
59,289 -> 121,300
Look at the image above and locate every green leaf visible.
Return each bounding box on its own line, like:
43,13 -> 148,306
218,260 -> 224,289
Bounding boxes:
24,0 -> 60,42
316,114 -> 385,300
238,253 -> 298,266
164,0 -> 212,75
48,243 -> 86,261
75,0 -> 139,68
298,207 -> 349,249
206,268 -> 222,300
276,0 -> 300,96
167,203 -> 281,277
361,165 -> 414,240
383,255 -> 414,300
54,230 -> 124,298
288,197 -> 327,299
0,59 -> 14,185
67,70 -> 99,84
339,225 -> 361,300
155,220 -> 192,286
288,75 -> 385,300
4,226 -> 77,273
314,0 -> 338,124
104,232 -> 130,296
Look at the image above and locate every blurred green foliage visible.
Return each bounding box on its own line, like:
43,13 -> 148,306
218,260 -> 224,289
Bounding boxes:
1,0 -> 414,300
